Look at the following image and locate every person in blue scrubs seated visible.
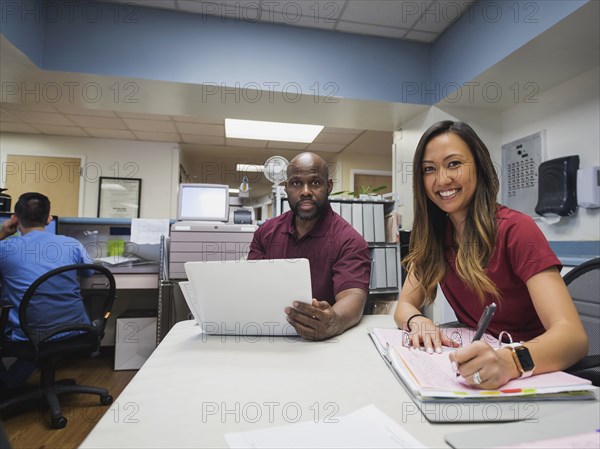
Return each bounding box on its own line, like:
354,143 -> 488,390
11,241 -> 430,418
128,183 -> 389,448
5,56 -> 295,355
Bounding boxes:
0,192 -> 94,393
394,121 -> 588,390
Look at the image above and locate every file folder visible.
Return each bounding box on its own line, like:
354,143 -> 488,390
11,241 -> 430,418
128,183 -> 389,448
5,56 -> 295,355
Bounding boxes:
340,203 -> 352,225
373,248 -> 387,288
374,203 -> 385,242
362,203 -> 375,242
351,203 -> 363,236
330,201 -> 341,215
385,247 -> 398,288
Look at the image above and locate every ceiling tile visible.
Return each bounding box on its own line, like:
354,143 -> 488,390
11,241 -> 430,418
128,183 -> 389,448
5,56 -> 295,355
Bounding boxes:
226,138 -> 268,148
266,141 -> 310,150
176,0 -> 207,14
34,125 -> 89,137
305,143 -> 347,152
268,11 -> 337,30
172,115 -> 222,124
133,131 -> 179,142
341,0 -> 430,29
0,122 -> 41,133
85,128 -> 137,139
411,19 -> 452,35
8,111 -> 75,126
123,118 -> 177,133
342,130 -> 393,155
181,134 -> 225,145
336,21 -> 407,39
323,127 -> 364,135
176,122 -> 224,136
117,111 -> 173,120
0,109 -> 20,122
404,30 -> 437,43
313,132 -> 358,145
116,0 -> 176,10
261,0 -> 344,18
0,102 -> 58,113
54,105 -> 117,117
179,0 -> 260,18
412,1 -> 474,33
67,115 -> 128,129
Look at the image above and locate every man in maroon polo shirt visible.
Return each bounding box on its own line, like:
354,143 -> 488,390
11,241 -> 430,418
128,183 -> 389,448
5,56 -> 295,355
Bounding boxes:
248,152 -> 371,341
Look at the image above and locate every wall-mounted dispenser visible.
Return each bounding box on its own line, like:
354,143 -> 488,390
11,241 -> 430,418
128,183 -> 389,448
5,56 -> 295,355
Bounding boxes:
535,155 -> 580,223
577,166 -> 600,209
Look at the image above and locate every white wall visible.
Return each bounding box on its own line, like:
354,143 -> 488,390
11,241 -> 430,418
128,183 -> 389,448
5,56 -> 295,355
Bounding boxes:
0,133 -> 180,218
330,152 -> 393,194
395,66 -> 600,243
502,65 -> 600,241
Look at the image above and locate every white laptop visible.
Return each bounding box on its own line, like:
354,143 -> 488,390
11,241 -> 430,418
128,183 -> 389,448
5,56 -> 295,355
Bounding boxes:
182,258 -> 312,336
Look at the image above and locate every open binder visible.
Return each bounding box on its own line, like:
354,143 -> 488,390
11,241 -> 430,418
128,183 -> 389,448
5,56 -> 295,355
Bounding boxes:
370,327 -> 595,402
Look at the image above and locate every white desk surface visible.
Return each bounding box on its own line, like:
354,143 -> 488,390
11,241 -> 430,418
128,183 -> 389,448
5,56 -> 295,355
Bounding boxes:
80,316 -> 598,449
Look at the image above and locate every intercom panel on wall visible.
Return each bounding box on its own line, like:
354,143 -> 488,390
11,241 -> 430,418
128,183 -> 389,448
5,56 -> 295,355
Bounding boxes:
501,131 -> 545,217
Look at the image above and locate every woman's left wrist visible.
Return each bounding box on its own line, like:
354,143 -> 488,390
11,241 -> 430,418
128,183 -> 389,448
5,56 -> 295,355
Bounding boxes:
499,347 -> 521,380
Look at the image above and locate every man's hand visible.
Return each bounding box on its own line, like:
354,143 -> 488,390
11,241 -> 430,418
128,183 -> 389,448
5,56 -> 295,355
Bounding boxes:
0,215 -> 17,240
285,299 -> 340,341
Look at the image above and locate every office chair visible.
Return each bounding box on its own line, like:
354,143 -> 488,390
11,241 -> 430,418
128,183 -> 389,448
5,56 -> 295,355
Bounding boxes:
563,257 -> 600,386
0,264 -> 116,429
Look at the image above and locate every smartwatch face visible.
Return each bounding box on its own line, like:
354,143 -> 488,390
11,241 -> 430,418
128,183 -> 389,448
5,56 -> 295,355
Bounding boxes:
515,346 -> 535,372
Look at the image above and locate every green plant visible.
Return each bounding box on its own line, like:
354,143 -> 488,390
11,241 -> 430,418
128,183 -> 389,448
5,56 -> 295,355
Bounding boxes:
330,185 -> 387,198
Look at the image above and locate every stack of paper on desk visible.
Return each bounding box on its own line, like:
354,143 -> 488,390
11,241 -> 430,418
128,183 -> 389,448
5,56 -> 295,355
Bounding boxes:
225,404 -> 426,449
370,328 -> 595,402
94,255 -> 141,266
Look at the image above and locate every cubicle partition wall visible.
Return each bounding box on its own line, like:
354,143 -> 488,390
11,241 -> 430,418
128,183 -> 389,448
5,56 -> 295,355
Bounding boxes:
59,218 -> 161,347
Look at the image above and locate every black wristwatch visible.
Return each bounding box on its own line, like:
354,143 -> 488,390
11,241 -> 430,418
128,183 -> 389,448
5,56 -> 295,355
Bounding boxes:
506,343 -> 535,378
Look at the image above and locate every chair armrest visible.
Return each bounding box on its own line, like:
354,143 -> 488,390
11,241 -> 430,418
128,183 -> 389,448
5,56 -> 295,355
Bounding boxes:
0,305 -> 13,335
565,355 -> 600,373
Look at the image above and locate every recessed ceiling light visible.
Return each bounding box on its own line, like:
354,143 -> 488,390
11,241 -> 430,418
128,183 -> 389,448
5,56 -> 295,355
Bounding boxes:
236,164 -> 264,172
225,118 -> 323,143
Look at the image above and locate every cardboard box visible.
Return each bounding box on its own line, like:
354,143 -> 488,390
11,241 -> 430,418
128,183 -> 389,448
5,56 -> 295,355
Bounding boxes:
114,310 -> 157,370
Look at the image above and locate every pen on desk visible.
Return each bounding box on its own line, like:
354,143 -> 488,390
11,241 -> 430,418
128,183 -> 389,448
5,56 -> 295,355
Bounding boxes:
455,302 -> 497,377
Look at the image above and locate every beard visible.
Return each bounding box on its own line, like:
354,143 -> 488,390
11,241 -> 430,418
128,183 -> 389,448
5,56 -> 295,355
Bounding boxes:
291,198 -> 327,221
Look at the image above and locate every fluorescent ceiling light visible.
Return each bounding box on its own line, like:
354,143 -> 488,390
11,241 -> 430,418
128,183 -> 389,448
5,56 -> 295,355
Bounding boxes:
236,164 -> 264,172
225,118 -> 323,143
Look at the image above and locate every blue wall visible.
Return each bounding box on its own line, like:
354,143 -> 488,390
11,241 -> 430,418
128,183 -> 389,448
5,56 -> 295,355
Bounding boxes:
0,0 -> 45,66
0,0 -> 590,105
431,0 -> 588,96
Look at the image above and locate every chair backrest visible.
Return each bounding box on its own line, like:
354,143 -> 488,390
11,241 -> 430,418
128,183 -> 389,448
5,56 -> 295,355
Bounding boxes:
563,258 -> 600,357
19,264 -> 116,348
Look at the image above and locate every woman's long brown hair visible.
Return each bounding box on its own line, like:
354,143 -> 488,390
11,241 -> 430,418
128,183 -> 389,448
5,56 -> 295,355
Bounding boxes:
403,121 -> 500,304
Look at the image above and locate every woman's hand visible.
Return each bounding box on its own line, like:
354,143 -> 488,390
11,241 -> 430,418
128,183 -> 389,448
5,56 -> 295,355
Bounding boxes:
406,315 -> 461,354
449,342 -> 519,389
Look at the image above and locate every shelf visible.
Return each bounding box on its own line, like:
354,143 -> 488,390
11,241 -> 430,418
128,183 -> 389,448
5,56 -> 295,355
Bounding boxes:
369,288 -> 399,295
59,217 -> 135,226
59,217 -> 176,226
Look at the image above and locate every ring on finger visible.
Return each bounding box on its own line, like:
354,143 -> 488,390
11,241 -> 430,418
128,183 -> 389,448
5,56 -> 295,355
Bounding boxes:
472,370 -> 482,385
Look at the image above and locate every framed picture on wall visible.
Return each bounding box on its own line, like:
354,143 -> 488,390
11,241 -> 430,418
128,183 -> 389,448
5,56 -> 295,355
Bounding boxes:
98,177 -> 142,218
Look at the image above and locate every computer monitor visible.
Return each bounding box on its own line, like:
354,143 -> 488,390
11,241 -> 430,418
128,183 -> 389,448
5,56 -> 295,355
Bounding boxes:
177,183 -> 230,222
0,212 -> 59,236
